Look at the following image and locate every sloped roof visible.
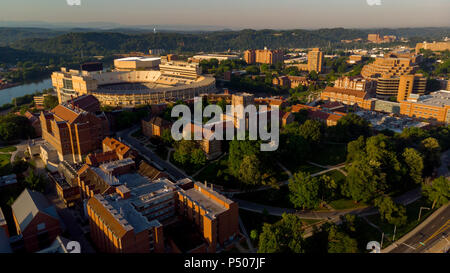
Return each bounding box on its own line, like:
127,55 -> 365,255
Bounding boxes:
138,161 -> 168,181
86,151 -> 119,166
71,95 -> 100,112
11,188 -> 59,232
103,137 -> 131,157
145,116 -> 171,128
51,105 -> 82,124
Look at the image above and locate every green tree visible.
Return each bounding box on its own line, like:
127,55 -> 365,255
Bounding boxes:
161,128 -> 174,146
173,140 -> 196,166
288,172 -> 320,209
308,70 -> 318,81
298,119 -> 322,144
319,174 -> 338,201
190,149 -> 207,169
422,176 -> 450,209
24,171 -> 46,192
250,229 -> 259,242
43,95 -> 59,109
327,224 -> 359,253
419,137 -> 441,176
402,148 -> 424,185
245,65 -> 260,75
239,154 -> 262,185
258,214 -> 304,253
346,136 -> 366,163
343,157 -> 384,202
330,113 -> 371,142
374,196 -> 407,226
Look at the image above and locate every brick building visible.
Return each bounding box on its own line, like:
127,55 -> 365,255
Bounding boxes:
307,48 -> 324,73
40,95 -> 109,163
416,41 -> 450,53
142,117 -> 172,138
244,48 -> 284,65
321,86 -> 375,110
400,90 -> 450,123
334,76 -> 377,93
84,161 -> 239,253
11,189 -> 62,252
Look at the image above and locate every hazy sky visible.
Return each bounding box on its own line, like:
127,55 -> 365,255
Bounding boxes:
1,0 -> 449,29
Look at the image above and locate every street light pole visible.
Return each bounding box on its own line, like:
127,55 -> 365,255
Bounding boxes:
418,207 -> 430,222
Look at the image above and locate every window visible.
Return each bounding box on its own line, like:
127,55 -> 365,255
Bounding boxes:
37,223 -> 46,231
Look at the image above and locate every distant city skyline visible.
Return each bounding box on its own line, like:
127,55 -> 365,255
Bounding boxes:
0,0 -> 449,30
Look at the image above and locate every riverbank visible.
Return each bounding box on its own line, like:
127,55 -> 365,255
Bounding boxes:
0,78 -> 52,106
0,83 -> 20,90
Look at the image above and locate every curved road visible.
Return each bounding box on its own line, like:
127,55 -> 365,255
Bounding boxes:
116,126 -> 188,181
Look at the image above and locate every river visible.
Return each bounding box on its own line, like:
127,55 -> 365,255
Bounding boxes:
0,78 -> 52,106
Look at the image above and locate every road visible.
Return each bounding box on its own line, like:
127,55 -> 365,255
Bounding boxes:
116,126 -> 187,181
385,204 -> 450,253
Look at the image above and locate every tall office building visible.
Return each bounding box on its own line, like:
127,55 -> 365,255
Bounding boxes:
307,48 -> 323,73
361,56 -> 426,101
244,49 -> 284,65
397,74 -> 427,102
368,34 -> 382,43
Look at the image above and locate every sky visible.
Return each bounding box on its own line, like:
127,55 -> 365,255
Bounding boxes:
0,0 -> 449,30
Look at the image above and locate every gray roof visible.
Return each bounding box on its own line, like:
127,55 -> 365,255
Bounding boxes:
11,189 -> 59,232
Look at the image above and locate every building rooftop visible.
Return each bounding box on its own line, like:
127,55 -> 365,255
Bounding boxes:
115,57 -> 161,62
11,188 -> 60,232
323,86 -> 368,99
100,157 -> 135,173
413,90 -> 450,107
94,176 -> 176,234
180,182 -> 233,220
102,137 -> 131,157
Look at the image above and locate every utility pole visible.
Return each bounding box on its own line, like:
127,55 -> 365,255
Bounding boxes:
393,225 -> 397,242
380,232 -> 384,249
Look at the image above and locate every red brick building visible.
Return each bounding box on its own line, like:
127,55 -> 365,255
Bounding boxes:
40,95 -> 109,163
11,189 -> 62,252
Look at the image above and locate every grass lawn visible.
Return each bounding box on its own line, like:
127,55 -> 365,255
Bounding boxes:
366,197 -> 436,249
282,159 -> 326,176
309,143 -> 347,166
0,153 -> 11,166
193,155 -> 243,189
239,209 -> 282,235
0,153 -> 12,176
329,199 -> 368,210
0,146 -> 17,153
170,152 -> 211,177
326,170 -> 346,183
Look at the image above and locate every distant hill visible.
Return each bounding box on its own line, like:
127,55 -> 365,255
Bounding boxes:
1,27 -> 448,64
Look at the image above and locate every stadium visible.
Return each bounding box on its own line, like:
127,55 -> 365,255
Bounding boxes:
51,58 -> 216,107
